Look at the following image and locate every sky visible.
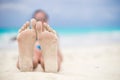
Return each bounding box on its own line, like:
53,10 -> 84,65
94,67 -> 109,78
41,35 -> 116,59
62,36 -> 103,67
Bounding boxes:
0,0 -> 120,28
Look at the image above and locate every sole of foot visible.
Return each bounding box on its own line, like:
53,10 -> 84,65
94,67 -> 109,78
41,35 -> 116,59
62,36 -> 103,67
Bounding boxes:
36,22 -> 58,72
17,19 -> 36,72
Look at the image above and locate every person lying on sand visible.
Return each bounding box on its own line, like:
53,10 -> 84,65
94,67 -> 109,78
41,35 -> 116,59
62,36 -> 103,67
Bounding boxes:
16,9 -> 63,72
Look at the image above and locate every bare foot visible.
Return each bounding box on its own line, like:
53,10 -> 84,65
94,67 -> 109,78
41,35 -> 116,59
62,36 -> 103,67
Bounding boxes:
17,19 -> 38,71
36,22 -> 59,72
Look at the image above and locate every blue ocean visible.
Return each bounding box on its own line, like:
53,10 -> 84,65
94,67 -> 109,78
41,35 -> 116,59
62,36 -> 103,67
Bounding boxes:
0,26 -> 120,49
0,26 -> 120,35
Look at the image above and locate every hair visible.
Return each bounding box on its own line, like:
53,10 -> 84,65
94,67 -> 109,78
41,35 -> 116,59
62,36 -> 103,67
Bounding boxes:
32,9 -> 49,22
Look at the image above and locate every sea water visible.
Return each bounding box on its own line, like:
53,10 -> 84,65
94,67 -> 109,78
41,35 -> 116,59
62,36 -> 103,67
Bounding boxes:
0,26 -> 120,49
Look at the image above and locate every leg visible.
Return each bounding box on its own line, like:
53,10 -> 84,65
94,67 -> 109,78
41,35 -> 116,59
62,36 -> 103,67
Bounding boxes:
17,19 -> 39,71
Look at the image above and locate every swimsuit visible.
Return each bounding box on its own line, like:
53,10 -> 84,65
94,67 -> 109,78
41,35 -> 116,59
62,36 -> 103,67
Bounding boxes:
36,45 -> 41,50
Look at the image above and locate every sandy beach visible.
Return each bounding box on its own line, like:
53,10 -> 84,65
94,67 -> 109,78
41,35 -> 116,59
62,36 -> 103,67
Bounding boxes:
0,41 -> 120,80
0,32 -> 120,80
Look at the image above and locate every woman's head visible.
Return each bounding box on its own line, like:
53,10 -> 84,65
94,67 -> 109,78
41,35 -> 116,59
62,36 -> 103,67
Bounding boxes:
33,9 -> 48,23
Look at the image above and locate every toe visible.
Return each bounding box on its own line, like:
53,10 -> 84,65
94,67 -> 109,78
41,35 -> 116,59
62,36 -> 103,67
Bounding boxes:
31,18 -> 36,30
25,21 -> 30,29
19,24 -> 26,33
44,23 -> 56,34
36,21 -> 42,33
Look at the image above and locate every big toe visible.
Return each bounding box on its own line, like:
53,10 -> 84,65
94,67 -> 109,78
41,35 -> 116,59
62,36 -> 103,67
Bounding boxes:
36,21 -> 42,33
31,18 -> 37,30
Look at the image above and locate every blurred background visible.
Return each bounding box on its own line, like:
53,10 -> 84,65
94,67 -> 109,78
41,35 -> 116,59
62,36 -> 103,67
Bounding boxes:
0,0 -> 120,49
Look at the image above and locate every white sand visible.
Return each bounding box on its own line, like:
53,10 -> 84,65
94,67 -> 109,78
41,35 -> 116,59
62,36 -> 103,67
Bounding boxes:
0,43 -> 120,80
